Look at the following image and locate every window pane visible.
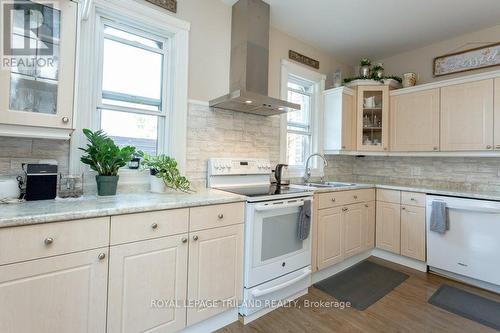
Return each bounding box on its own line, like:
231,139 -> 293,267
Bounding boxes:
287,133 -> 310,166
287,80 -> 312,94
102,38 -> 163,101
102,98 -> 160,112
100,109 -> 158,155
104,26 -> 162,49
287,90 -> 310,128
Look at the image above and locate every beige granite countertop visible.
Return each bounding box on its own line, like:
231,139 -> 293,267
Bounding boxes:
292,182 -> 500,202
0,189 -> 245,228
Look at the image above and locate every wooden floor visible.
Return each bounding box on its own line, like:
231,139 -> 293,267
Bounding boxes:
218,257 -> 500,333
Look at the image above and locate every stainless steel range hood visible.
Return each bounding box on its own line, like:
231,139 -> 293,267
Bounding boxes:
209,0 -> 300,116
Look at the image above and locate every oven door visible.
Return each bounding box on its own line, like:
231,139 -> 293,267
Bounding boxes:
245,197 -> 312,288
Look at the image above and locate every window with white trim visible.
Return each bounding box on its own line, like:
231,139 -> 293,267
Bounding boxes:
96,20 -> 169,155
285,75 -> 314,166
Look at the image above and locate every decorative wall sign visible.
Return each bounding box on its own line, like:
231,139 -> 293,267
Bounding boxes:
145,0 -> 177,13
433,42 -> 500,76
289,50 -> 319,69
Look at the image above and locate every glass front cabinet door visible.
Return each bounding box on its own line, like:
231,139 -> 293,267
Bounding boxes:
0,0 -> 77,131
356,85 -> 389,151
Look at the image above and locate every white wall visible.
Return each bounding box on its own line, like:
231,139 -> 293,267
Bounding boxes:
377,24 -> 500,84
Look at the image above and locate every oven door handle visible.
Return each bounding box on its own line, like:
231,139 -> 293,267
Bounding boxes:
250,268 -> 311,298
254,201 -> 306,212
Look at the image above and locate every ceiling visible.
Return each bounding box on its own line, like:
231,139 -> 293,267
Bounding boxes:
222,0 -> 500,65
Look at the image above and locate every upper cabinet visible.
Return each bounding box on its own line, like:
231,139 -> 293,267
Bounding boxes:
324,87 -> 356,152
440,79 -> 494,151
0,0 -> 77,138
356,85 -> 389,151
493,78 -> 500,150
390,88 -> 440,152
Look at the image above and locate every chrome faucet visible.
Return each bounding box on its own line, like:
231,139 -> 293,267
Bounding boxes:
304,153 -> 328,183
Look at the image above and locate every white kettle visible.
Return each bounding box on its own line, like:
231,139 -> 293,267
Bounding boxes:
0,178 -> 21,200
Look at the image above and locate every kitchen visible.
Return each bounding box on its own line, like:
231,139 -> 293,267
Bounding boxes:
1,0 -> 500,332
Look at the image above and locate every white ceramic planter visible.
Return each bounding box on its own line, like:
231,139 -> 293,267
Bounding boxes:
149,175 -> 173,193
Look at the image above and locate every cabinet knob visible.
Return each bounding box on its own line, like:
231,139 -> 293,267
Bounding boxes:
98,253 -> 106,260
151,223 -> 158,229
193,235 -> 199,241
331,198 -> 336,202
217,213 -> 224,219
342,146 -> 346,149
181,237 -> 188,243
410,198 -> 416,201
433,147 -> 438,151
365,204 -> 369,208
62,117 -> 70,124
486,145 -> 492,150
383,147 -> 388,151
402,207 -> 406,211
44,237 -> 54,245
353,195 -> 358,199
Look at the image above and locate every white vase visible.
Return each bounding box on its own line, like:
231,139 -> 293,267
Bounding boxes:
150,175 -> 168,193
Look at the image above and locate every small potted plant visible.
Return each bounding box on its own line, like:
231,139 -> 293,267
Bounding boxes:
139,152 -> 192,193
371,63 -> 384,79
359,58 -> 371,78
79,129 -> 136,196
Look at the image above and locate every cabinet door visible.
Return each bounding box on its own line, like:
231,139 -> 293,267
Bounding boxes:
357,85 -> 389,151
494,78 -> 500,150
107,235 -> 188,333
0,0 -> 77,129
341,92 -> 356,150
317,207 -> 344,270
401,205 -> 426,261
324,88 -> 356,151
376,201 -> 401,254
362,201 -> 376,251
440,79 -> 494,151
343,203 -> 364,258
187,224 -> 243,326
0,248 -> 108,333
390,89 -> 440,151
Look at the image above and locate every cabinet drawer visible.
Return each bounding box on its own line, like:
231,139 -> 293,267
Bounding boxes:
401,191 -> 426,207
110,209 -> 189,245
189,203 -> 245,231
0,217 -> 109,266
377,189 -> 401,204
318,189 -> 375,209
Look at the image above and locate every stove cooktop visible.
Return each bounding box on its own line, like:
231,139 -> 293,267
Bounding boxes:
216,184 -> 313,201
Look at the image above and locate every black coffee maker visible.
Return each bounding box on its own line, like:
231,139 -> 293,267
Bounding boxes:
24,164 -> 58,201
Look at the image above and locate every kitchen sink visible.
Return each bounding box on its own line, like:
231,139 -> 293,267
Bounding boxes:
303,182 -> 357,188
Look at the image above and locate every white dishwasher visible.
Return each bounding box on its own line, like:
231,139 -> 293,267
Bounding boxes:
426,195 -> 500,289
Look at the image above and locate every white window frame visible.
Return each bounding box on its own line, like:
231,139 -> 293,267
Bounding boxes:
280,59 -> 326,178
95,17 -> 169,156
70,0 -> 189,177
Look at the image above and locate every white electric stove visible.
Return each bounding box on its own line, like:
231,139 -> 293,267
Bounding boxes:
208,158 -> 313,323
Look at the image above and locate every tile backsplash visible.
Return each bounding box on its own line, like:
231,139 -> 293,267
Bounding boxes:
0,137 -> 69,178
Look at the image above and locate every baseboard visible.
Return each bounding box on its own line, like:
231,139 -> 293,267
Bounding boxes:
239,289 -> 308,325
179,308 -> 239,333
371,248 -> 427,272
429,266 -> 500,294
312,250 -> 372,284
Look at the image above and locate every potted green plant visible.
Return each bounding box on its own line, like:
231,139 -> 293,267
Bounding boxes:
359,58 -> 371,78
79,129 -> 136,196
139,152 -> 192,193
371,63 -> 384,79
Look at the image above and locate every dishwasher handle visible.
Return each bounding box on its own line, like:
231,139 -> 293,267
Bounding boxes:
430,201 -> 500,214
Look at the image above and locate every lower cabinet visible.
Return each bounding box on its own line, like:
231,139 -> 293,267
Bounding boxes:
107,235 -> 189,333
317,207 -> 344,270
376,201 -> 401,254
187,224 -> 244,326
317,200 -> 375,271
0,248 -> 108,333
400,205 -> 426,261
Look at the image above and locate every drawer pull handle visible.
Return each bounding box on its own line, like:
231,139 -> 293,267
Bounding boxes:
342,207 -> 348,212
331,198 -> 336,202
410,198 -> 416,201
151,223 -> 158,229
193,235 -> 199,241
44,237 -> 54,245
353,195 -> 358,199
181,237 -> 188,244
433,147 -> 438,151
98,253 -> 106,260
402,207 -> 406,211
218,213 -> 224,219
365,204 -> 369,208
496,145 -> 500,150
